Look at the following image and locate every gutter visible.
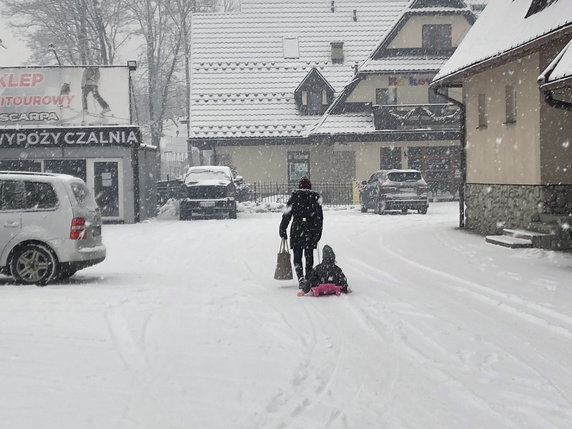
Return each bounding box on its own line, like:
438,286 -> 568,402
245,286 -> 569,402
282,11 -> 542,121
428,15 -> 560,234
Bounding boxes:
538,39 -> 572,111
430,83 -> 466,228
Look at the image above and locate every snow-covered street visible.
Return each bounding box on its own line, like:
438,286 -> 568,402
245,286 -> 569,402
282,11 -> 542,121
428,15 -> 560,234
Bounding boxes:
2,202 -> 572,429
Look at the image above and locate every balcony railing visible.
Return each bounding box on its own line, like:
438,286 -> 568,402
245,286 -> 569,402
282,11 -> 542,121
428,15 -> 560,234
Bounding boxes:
372,103 -> 461,131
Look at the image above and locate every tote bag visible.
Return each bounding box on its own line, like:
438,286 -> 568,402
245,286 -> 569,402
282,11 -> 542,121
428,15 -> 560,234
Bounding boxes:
274,238 -> 293,280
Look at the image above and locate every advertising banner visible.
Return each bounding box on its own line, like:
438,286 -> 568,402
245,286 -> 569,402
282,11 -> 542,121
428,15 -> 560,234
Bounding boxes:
0,66 -> 131,127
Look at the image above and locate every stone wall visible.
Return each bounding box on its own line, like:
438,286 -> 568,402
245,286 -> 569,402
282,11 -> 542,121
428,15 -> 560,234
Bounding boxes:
464,183 -> 572,235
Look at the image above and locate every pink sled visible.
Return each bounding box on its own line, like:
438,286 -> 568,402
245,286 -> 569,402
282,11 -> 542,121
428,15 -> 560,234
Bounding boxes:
311,283 -> 342,296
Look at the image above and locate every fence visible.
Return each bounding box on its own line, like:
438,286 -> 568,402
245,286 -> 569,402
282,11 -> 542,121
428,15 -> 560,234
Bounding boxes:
248,182 -> 354,206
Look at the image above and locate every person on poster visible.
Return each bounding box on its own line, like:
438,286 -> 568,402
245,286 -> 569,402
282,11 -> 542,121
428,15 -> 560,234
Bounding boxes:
81,67 -> 110,114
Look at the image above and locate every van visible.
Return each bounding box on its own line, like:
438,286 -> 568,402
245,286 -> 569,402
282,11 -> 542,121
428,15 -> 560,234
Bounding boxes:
0,172 -> 106,285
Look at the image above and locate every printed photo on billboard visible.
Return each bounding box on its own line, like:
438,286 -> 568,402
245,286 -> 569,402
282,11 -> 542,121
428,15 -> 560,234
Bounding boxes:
0,66 -> 131,127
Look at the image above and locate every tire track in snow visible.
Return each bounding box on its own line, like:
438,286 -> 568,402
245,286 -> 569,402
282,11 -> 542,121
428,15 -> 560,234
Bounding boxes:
339,227 -> 572,427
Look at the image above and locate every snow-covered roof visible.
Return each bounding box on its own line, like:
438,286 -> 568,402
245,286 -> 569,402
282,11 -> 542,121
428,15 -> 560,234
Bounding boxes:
434,0 -> 572,84
310,111 -> 375,135
190,0 -> 409,140
539,40 -> 572,89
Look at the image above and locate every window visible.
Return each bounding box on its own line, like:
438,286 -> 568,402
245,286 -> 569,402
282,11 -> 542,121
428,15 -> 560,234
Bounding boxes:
505,85 -> 517,124
376,88 -> 397,105
44,159 -> 87,181
288,152 -> 310,184
283,37 -> 299,59
24,181 -> 58,210
0,160 -> 41,172
0,180 -> 25,210
429,87 -> 448,104
381,147 -> 402,170
301,89 -> 328,114
331,42 -> 344,64
478,93 -> 487,128
422,24 -> 452,50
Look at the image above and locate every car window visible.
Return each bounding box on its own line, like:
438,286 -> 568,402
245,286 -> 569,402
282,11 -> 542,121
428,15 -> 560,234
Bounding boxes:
387,171 -> 422,182
24,181 -> 58,209
0,180 -> 26,211
71,181 -> 97,208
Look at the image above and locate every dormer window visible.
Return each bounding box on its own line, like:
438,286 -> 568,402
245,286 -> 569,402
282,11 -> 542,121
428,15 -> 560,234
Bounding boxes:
295,67 -> 335,115
283,37 -> 299,59
525,0 -> 559,18
331,42 -> 344,64
422,24 -> 452,50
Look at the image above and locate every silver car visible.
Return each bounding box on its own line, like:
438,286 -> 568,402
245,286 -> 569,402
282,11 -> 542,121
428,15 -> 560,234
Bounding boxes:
360,169 -> 429,214
0,172 -> 106,285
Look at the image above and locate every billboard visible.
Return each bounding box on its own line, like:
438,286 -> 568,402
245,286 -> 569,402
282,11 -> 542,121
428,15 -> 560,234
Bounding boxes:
0,66 -> 131,127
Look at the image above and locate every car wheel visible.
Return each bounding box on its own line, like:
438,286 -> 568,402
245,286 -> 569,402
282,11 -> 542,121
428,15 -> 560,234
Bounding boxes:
419,207 -> 428,214
229,203 -> 237,219
11,243 -> 58,286
360,205 -> 367,213
376,200 -> 386,215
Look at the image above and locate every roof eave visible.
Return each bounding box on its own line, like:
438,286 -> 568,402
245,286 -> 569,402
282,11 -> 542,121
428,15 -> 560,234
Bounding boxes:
433,23 -> 572,87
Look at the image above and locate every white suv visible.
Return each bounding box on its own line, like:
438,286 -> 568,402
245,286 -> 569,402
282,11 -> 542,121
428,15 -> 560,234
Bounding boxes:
0,172 -> 106,285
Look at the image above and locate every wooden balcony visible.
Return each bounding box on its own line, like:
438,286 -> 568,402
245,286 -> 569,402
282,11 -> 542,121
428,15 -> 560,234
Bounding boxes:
372,103 -> 461,130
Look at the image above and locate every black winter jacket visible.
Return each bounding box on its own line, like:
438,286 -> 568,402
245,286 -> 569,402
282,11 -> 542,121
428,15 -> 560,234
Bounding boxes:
304,261 -> 349,294
279,189 -> 323,249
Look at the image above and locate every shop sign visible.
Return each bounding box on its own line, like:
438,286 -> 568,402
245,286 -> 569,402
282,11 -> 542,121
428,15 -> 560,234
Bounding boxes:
0,66 -> 131,126
388,76 -> 434,87
0,126 -> 141,147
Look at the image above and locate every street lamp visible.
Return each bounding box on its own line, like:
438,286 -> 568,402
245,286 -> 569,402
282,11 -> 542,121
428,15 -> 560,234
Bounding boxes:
127,60 -> 137,71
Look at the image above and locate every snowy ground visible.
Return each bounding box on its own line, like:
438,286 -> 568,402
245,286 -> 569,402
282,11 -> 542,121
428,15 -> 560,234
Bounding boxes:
1,202 -> 572,429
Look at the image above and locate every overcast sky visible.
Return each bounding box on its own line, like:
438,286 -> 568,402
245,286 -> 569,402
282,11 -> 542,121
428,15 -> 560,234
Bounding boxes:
0,14 -> 30,67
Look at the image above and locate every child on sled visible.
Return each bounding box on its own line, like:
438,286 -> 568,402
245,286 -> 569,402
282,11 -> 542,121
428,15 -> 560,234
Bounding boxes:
297,244 -> 352,296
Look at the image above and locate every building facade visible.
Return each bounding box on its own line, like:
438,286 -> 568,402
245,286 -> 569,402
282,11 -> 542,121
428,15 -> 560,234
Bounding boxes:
189,0 -> 484,199
433,0 -> 572,237
0,65 -> 157,223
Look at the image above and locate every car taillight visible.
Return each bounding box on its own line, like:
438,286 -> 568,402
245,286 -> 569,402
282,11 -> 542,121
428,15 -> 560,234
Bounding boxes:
70,217 -> 86,240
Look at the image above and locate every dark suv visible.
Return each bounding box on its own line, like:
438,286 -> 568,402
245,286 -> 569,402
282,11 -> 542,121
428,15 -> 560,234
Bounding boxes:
179,166 -> 238,220
360,169 -> 429,214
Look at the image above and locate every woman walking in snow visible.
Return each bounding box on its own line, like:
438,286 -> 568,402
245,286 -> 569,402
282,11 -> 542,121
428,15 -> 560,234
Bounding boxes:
279,176 -> 323,290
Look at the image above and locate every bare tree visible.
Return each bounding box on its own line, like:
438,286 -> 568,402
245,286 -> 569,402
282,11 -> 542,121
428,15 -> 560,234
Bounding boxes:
1,0 -> 129,65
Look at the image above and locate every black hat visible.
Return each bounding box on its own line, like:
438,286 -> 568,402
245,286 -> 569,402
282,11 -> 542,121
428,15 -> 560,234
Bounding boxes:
322,245 -> 335,263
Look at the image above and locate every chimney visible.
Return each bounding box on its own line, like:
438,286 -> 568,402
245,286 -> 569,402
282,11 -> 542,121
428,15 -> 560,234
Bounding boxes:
331,1 -> 335,12
353,9 -> 357,21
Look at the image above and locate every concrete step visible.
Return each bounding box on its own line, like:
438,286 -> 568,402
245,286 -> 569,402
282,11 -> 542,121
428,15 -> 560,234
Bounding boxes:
485,235 -> 533,248
503,228 -> 550,240
537,213 -> 572,225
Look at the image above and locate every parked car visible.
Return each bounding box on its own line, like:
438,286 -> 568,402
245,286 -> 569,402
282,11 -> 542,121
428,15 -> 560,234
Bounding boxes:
360,169 -> 429,214
0,172 -> 106,285
179,166 -> 238,220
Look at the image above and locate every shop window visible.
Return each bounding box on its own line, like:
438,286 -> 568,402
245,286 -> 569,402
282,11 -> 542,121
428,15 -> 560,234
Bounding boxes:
0,160 -> 41,172
422,24 -> 452,50
376,88 -> 397,105
505,85 -> 517,124
478,93 -> 487,128
44,159 -> 87,182
288,151 -> 310,184
24,181 -> 58,210
380,147 -> 402,170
